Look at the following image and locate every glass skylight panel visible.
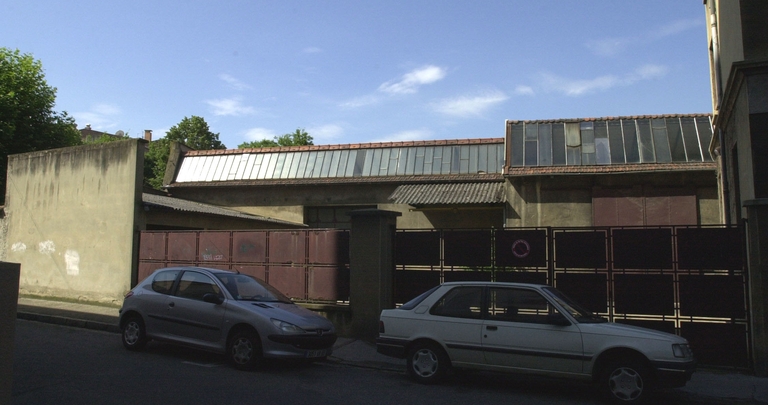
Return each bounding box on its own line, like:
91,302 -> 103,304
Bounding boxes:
552,123 -> 566,166
695,116 -> 714,161
651,119 -> 672,163
256,153 -> 271,179
404,148 -> 415,175
222,155 -> 236,180
344,151 -> 357,177
353,150 -> 365,177
336,151 -> 349,177
424,147 -> 434,175
636,119 -> 655,163
594,121 -> 610,165
622,121 -> 640,163
607,121 -> 625,163
272,153 -> 286,178
432,147 -> 442,174
510,123 -> 524,166
210,156 -> 226,181
525,123 -> 538,166
666,118 -> 687,162
680,118 -> 702,161
450,146 -> 460,173
478,145 -> 489,172
319,151 -> 332,177
286,152 -> 300,178
469,145 -> 479,173
442,146 -> 454,174
388,148 -> 400,175
565,122 -> 581,166
580,123 -> 595,163
296,152 -> 308,178
539,123 -> 553,166
414,147 -> 425,175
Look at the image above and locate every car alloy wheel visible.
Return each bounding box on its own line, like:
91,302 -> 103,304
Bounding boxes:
121,316 -> 147,351
228,330 -> 262,370
407,342 -> 449,384
602,360 -> 652,403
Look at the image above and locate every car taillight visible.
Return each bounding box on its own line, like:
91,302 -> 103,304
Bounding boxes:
124,291 -> 134,299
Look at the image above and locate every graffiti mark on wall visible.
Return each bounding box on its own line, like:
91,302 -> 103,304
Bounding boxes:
65,249 -> 80,276
38,240 -> 56,254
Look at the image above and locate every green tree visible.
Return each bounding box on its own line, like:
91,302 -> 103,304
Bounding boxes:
166,115 -> 225,150
0,48 -> 81,202
238,128 -> 313,149
144,115 -> 225,189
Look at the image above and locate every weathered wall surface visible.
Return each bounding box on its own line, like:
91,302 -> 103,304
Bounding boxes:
5,140 -> 144,304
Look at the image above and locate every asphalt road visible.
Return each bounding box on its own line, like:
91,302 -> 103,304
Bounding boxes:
11,319 -> 711,405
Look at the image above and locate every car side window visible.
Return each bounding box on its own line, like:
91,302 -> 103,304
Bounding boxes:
488,288 -> 558,324
430,287 -> 483,319
151,270 -> 179,294
176,271 -> 222,301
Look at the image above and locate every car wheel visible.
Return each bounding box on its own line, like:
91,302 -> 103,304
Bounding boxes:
407,342 -> 449,384
121,315 -> 147,351
600,359 -> 653,403
228,330 -> 263,370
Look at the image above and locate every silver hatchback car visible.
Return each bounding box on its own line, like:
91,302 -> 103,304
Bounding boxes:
119,266 -> 337,370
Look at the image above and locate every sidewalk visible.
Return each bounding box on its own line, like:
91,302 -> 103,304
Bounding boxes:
14,297 -> 768,404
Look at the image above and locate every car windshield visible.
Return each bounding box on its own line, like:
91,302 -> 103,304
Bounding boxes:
542,287 -> 607,323
215,273 -> 292,303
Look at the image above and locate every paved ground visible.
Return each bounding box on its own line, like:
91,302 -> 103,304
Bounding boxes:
13,297 -> 768,404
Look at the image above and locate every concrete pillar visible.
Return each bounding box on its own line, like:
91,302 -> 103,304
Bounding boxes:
348,209 -> 400,340
745,199 -> 768,376
0,262 -> 21,405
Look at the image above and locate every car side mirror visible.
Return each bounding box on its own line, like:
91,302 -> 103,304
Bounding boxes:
203,293 -> 224,305
547,313 -> 571,326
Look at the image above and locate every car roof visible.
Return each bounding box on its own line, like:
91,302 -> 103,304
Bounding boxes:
154,266 -> 235,275
439,281 -> 548,288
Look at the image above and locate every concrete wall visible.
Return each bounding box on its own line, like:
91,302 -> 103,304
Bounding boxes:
5,140 -> 144,304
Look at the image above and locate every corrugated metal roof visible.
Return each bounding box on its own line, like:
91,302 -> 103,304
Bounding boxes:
388,182 -> 506,205
142,193 -> 306,227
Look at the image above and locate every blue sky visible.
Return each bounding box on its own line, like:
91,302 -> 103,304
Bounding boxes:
2,1 -> 712,148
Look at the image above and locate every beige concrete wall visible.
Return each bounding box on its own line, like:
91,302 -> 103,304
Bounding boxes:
5,140 -> 144,304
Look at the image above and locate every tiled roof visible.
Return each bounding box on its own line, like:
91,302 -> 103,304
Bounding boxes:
505,113 -> 711,124
142,193 -> 306,227
185,137 -> 503,156
388,182 -> 506,205
505,162 -> 717,176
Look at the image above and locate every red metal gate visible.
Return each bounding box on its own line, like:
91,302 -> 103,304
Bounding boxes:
137,229 -> 350,302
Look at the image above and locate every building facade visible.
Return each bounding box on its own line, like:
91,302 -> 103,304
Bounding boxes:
704,0 -> 768,375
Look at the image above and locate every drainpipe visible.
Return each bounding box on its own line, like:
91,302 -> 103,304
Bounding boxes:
708,1 -> 731,224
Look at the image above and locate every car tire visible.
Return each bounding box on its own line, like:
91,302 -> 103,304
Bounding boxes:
600,358 -> 653,404
406,342 -> 449,384
228,330 -> 263,371
121,315 -> 147,351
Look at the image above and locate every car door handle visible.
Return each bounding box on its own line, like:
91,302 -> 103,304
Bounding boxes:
486,325 -> 498,331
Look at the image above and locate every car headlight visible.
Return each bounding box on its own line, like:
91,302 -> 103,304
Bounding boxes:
672,343 -> 693,359
271,319 -> 305,334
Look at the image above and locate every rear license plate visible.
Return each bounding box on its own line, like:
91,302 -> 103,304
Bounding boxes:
306,349 -> 329,358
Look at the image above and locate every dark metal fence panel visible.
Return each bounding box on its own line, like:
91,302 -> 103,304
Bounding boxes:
393,224 -> 749,370
138,229 -> 350,302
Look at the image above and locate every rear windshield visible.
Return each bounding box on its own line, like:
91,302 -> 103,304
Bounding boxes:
399,285 -> 440,310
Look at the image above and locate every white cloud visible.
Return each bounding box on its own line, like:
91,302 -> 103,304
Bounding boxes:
586,19 -> 703,57
206,97 -> 256,116
339,94 -> 381,109
378,65 -> 447,95
538,64 -> 668,96
514,85 -> 535,96
431,90 -> 508,118
219,74 -> 252,91
372,129 -> 434,143
307,124 -> 344,143
243,127 -> 277,141
73,103 -> 121,130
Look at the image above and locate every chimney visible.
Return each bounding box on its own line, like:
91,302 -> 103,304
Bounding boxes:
144,130 -> 152,142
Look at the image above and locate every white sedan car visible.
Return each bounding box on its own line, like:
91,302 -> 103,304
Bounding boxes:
377,282 -> 695,403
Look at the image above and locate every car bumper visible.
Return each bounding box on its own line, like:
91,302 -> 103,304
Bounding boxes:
376,337 -> 408,358
652,359 -> 697,388
264,333 -> 337,359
